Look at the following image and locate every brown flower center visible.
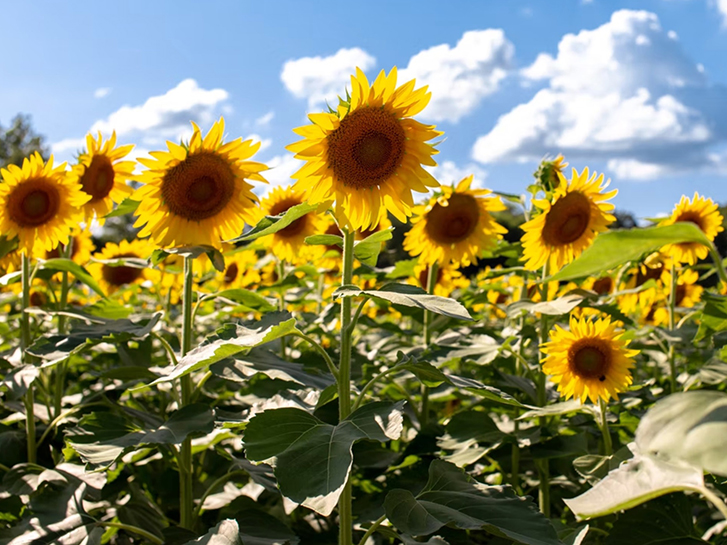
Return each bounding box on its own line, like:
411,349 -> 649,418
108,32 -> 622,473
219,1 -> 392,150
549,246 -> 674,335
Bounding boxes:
224,262 -> 239,284
102,253 -> 143,286
591,277 -> 613,295
569,339 -> 611,381
675,211 -> 705,232
46,235 -> 81,260
542,191 -> 591,246
161,152 -> 235,221
418,267 -> 443,289
7,178 -> 60,228
30,291 -> 47,307
424,193 -> 480,244
635,265 -> 663,286
81,155 -> 116,202
269,197 -> 307,237
326,107 -> 406,189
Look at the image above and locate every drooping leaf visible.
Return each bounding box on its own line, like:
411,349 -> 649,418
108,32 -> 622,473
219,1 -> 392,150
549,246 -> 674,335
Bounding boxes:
437,410 -> 506,467
230,202 -> 318,243
695,292 -> 727,341
353,227 -> 393,267
243,402 -> 404,516
334,283 -> 471,321
304,234 -> 342,247
508,291 -> 589,317
206,289 -> 277,312
549,223 -> 713,282
38,258 -> 105,297
384,460 -> 561,545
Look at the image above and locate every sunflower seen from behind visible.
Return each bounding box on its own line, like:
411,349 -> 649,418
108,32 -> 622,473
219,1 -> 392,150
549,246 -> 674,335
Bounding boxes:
133,118 -> 267,249
541,315 -> 638,404
0,152 -> 90,255
521,168 -> 616,273
287,67 -> 442,231
70,132 -> 135,223
659,192 -> 723,265
404,175 -> 506,267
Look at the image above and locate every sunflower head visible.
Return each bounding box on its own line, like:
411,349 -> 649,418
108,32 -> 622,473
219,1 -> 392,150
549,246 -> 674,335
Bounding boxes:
533,154 -> 568,194
259,185 -> 325,264
659,192 -> 724,265
133,118 -> 268,249
542,315 -> 638,404
88,238 -> 156,295
404,175 -> 507,267
69,132 -> 135,224
521,168 -> 616,273
46,227 -> 94,266
0,153 -> 90,256
287,67 -> 442,231
412,261 -> 469,298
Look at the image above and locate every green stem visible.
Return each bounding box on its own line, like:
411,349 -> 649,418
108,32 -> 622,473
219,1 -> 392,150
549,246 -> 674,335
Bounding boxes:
708,243 -> 727,288
696,486 -> 727,521
21,253 -> 36,464
338,229 -> 356,545
192,470 -> 248,524
352,366 -> 400,412
420,262 -> 439,428
668,262 -> 678,394
179,255 -> 194,530
598,398 -> 613,456
537,263 -> 550,518
356,514 -> 387,545
293,332 -> 339,380
96,521 -> 164,545
278,260 -> 287,359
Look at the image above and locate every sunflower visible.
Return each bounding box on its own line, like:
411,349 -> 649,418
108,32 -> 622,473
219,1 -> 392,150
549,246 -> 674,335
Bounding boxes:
541,316 -> 638,404
411,262 -> 469,298
404,175 -> 506,267
133,118 -> 267,249
652,269 -> 703,327
69,132 -> 135,223
521,168 -> 616,273
534,154 -> 568,192
287,67 -> 442,231
217,248 -> 262,289
659,192 -> 724,265
0,153 -> 90,255
45,227 -> 94,266
88,239 -> 155,295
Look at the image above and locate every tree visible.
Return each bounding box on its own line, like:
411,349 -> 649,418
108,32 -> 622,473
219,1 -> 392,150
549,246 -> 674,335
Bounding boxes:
0,114 -> 48,169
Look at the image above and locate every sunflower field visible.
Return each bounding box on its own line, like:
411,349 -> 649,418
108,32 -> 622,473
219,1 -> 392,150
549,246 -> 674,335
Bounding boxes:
3,67 -> 727,545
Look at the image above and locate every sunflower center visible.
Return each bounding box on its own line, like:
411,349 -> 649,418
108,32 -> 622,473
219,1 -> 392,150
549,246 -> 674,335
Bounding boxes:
8,178 -> 61,228
327,107 -> 406,189
569,339 -> 611,381
46,236 -> 81,260
269,197 -> 307,237
542,192 -> 591,246
102,253 -> 143,286
424,193 -> 480,244
635,265 -> 663,286
418,267 -> 443,289
30,291 -> 47,307
224,262 -> 239,284
591,277 -> 613,295
161,152 -> 235,221
81,155 -> 116,202
676,283 -> 687,306
676,211 -> 705,232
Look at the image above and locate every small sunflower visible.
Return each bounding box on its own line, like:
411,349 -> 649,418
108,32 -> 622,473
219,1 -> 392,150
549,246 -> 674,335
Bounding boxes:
404,175 -> 506,267
0,153 -> 90,255
46,227 -> 94,266
133,118 -> 267,249
652,269 -> 703,327
542,316 -> 638,404
287,67 -> 442,231
521,168 -> 616,273
70,132 -> 135,223
216,248 -> 262,290
88,239 -> 155,294
411,262 -> 469,298
259,186 -> 325,264
659,192 -> 724,265
534,154 -> 568,192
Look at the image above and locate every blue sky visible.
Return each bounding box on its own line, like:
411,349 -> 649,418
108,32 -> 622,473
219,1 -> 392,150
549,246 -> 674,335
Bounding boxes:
1,0 -> 726,219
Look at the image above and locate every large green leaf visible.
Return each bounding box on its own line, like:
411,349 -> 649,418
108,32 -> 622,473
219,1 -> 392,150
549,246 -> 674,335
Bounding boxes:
563,453 -> 704,519
210,348 -> 334,390
635,390 -> 727,476
353,227 -> 393,267
694,292 -> 727,341
206,289 -> 277,312
182,519 -> 241,545
66,404 -> 215,465
38,258 -> 105,297
437,410 -> 507,467
384,460 -> 561,545
243,402 -> 403,516
549,223 -> 713,282
229,202 -> 318,243
334,283 -> 471,321
148,312 -> 299,386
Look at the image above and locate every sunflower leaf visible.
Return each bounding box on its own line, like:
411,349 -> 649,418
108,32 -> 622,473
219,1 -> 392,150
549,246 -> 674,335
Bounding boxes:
39,258 -> 105,297
353,227 -> 393,267
548,223 -> 713,282
230,202 -> 318,243
305,234 -> 343,247
105,197 -> 140,218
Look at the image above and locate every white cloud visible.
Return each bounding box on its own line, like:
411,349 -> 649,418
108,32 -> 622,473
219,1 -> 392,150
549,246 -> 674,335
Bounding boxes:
258,153 -> 299,195
244,133 -> 272,153
472,10 -> 727,180
281,47 -> 376,110
255,111 -> 275,127
400,30 -> 514,123
717,0 -> 727,25
425,160 -> 488,188
94,87 -> 111,99
51,137 -> 86,157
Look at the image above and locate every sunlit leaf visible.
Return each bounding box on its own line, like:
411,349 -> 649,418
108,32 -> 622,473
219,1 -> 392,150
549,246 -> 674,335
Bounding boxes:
230,202 -> 318,243
39,258 -> 105,297
353,227 -> 393,267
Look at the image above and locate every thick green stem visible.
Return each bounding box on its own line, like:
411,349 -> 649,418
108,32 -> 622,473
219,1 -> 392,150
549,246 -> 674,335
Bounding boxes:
599,398 -> 613,456
21,253 -> 36,464
338,229 -> 355,545
668,262 -> 678,393
179,255 -> 194,529
420,262 -> 439,428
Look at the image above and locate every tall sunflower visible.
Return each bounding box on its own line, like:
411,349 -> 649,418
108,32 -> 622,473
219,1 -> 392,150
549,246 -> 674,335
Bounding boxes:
70,132 -> 135,223
0,153 -> 90,255
259,186 -> 325,264
404,175 -> 506,267
287,67 -> 442,231
521,168 -> 616,273
659,192 -> 724,265
541,316 -> 638,404
133,118 -> 267,249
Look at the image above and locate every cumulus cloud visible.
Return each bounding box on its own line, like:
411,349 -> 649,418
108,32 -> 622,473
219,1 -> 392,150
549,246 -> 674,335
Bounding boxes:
400,30 -> 514,123
717,0 -> 727,25
258,153 -> 300,195
94,87 -> 111,99
281,47 -> 376,110
472,10 -> 727,180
